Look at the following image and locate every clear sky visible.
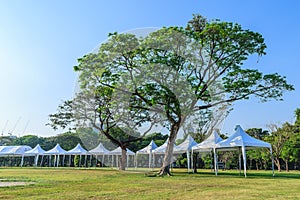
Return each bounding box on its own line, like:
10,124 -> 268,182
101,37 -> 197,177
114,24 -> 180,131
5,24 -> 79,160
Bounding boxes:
0,0 -> 299,137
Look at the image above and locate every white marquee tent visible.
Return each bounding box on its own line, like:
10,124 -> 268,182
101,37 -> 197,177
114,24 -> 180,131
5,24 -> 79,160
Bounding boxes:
0,145 -> 32,167
44,144 -> 68,167
192,131 -> 223,153
67,143 -> 90,167
191,131 -> 224,172
110,147 -> 135,156
68,143 -> 89,155
152,139 -> 177,168
215,125 -> 274,177
23,144 -> 46,167
136,140 -> 158,168
173,135 -> 198,172
0,145 -> 32,156
110,147 -> 135,168
152,139 -> 175,155
89,143 -> 111,155
89,143 -> 111,166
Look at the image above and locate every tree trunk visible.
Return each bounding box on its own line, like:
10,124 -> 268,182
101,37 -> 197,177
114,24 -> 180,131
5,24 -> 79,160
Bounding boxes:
274,158 -> 281,172
193,152 -> 198,173
285,160 -> 289,172
256,160 -> 259,170
158,123 -> 180,176
119,147 -> 127,171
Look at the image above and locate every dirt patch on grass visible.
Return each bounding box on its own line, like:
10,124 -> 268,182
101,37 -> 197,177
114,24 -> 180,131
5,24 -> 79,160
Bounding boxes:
0,179 -> 34,187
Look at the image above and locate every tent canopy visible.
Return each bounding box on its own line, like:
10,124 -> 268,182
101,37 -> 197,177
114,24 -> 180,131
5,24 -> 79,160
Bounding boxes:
214,125 -> 273,177
110,147 -> 135,155
136,140 -> 158,154
216,125 -> 271,149
44,144 -> 68,155
0,145 -> 32,156
174,135 -> 197,154
67,143 -> 89,155
153,139 -> 173,154
192,131 -> 223,152
24,144 -> 46,156
89,143 -> 111,155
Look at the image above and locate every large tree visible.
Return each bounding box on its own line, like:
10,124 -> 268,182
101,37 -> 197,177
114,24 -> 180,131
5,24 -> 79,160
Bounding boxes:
50,14 -> 293,175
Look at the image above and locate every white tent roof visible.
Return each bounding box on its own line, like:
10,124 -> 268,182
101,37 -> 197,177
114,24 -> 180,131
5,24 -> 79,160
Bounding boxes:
214,125 -> 274,177
216,125 -> 271,149
24,144 -> 46,156
89,143 -> 111,155
136,140 -> 158,154
174,135 -> 198,154
192,131 -> 224,152
44,144 -> 68,155
67,143 -> 89,155
0,145 -> 32,156
110,147 -> 135,155
153,139 -> 177,154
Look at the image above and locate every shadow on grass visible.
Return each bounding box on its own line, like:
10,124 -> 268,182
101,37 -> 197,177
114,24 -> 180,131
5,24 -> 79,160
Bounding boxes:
169,169 -> 300,179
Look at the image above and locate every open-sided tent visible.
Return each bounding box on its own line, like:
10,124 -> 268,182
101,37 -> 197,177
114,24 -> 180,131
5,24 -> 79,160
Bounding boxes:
67,143 -> 90,167
0,145 -> 32,156
23,144 -> 46,167
68,143 -> 89,155
152,139 -> 175,154
152,139 -> 177,167
110,147 -> 135,168
89,143 -> 111,155
215,125 -> 274,177
44,144 -> 68,167
173,135 -> 198,172
192,131 -> 223,153
110,147 -> 135,156
89,143 -> 111,166
136,140 -> 158,168
0,145 -> 32,167
191,131 -> 224,172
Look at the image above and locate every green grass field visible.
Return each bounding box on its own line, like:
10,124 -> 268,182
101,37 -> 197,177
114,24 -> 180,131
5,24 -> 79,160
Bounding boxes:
0,168 -> 299,200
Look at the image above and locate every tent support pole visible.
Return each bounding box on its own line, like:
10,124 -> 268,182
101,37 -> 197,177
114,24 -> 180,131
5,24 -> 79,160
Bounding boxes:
187,150 -> 190,173
20,155 -> 24,167
213,148 -> 218,176
191,149 -> 194,173
242,145 -> 247,178
238,148 -> 241,176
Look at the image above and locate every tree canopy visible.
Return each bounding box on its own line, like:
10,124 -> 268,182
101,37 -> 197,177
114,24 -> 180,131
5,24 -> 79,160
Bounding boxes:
48,14 -> 294,175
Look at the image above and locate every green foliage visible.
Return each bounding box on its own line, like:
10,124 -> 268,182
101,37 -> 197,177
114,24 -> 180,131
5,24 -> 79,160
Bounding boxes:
265,108 -> 300,171
295,108 -> 300,126
129,132 -> 168,152
74,155 -> 80,167
0,136 -> 17,146
40,132 -> 81,151
11,135 -> 45,148
176,155 -> 187,167
46,100 -> 74,131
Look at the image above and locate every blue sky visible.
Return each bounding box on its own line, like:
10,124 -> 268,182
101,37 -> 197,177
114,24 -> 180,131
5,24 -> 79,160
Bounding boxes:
0,0 -> 299,137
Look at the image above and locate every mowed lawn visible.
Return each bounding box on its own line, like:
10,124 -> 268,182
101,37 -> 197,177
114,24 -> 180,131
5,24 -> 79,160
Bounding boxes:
0,168 -> 299,200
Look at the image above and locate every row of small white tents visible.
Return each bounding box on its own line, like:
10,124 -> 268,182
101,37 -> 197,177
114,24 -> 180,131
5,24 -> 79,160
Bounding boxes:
0,143 -> 135,168
0,125 -> 274,177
